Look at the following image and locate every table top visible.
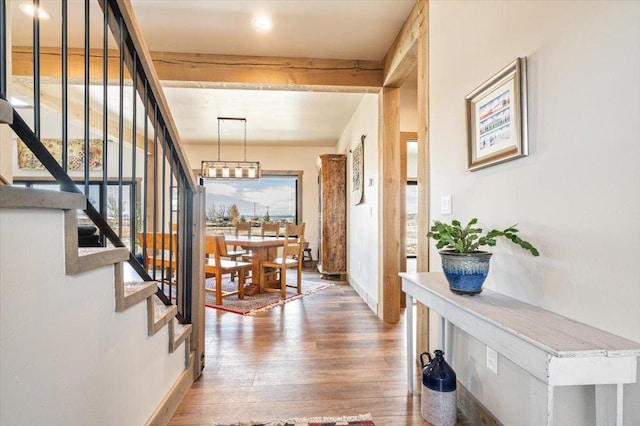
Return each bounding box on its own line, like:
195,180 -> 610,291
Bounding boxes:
223,235 -> 293,248
401,272 -> 640,358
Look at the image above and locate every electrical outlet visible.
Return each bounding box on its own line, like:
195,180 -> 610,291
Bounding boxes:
486,346 -> 498,374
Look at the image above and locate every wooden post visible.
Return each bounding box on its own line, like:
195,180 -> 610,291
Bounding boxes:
415,0 -> 431,357
379,87 -> 402,324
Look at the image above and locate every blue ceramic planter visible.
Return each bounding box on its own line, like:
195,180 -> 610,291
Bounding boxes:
439,250 -> 493,295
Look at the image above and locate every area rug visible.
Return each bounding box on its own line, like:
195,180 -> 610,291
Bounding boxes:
206,276 -> 332,315
211,413 -> 374,426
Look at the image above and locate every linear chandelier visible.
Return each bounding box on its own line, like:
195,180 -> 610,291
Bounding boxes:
201,117 -> 261,180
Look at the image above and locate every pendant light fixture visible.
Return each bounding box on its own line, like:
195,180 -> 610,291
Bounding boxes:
201,117 -> 261,180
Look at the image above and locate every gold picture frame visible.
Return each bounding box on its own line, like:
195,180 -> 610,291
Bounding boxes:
465,57 -> 528,171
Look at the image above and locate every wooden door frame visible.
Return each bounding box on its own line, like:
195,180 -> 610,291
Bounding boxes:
379,0 -> 428,324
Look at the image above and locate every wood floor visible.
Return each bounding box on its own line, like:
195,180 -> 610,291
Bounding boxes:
169,272 -> 465,425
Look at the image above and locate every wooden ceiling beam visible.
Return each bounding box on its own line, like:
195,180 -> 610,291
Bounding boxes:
12,46 -> 128,83
12,47 -> 383,92
12,80 -> 145,148
382,0 -> 422,88
151,52 -> 382,93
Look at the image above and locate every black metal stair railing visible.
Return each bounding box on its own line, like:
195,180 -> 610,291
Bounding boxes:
0,0 -> 197,323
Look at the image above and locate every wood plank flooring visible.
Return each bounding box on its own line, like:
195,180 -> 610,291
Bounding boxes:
169,273 -> 468,425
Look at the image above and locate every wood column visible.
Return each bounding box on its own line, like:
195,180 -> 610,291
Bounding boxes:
190,187 -> 206,378
415,0 -> 431,355
379,87 -> 402,324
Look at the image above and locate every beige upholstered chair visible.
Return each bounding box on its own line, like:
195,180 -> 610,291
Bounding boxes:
204,235 -> 251,305
259,223 -> 305,298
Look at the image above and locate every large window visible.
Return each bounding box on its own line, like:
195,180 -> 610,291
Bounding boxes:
406,180 -> 417,258
201,172 -> 302,233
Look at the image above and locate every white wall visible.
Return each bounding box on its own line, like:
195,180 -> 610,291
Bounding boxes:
0,208 -> 186,425
401,86 -> 418,179
400,86 -> 417,133
336,94 -> 380,312
184,144 -> 332,259
429,1 -> 640,425
0,5 -> 12,182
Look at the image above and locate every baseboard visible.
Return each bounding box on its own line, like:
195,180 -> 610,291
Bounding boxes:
348,276 -> 378,314
145,354 -> 196,426
457,381 -> 502,426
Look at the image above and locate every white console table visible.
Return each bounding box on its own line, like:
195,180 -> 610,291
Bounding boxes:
401,272 -> 640,426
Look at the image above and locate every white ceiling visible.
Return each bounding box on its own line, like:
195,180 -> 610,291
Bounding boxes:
11,0 -> 417,147
132,0 -> 416,147
131,0 -> 414,61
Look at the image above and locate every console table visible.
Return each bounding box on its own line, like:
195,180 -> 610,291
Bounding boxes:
400,272 -> 640,426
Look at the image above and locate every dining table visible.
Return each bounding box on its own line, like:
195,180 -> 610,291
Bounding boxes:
222,235 -> 293,288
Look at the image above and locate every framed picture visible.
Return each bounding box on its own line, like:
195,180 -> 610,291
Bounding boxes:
17,138 -> 103,171
465,57 -> 528,171
351,135 -> 364,205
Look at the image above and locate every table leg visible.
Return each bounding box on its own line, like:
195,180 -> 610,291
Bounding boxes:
406,291 -> 414,395
443,318 -> 452,363
596,383 -> 623,426
247,246 -> 278,291
247,247 -> 267,287
529,376 -> 553,426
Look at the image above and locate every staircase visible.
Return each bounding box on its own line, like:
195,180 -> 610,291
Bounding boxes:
0,185 -> 194,425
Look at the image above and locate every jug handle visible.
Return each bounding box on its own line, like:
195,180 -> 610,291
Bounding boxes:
420,352 -> 433,369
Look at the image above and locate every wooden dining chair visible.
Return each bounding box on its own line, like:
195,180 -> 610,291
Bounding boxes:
261,222 -> 280,237
242,222 -> 280,263
226,222 -> 251,260
204,235 -> 252,305
137,232 -> 177,283
259,223 -> 305,298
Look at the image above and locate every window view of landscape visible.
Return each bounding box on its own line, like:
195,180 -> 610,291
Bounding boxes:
406,182 -> 417,257
203,176 -> 298,235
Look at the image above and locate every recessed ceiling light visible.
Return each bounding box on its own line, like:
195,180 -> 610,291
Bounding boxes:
19,3 -> 51,20
252,14 -> 272,32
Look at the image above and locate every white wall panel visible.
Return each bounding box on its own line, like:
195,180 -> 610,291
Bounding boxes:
429,1 -> 640,424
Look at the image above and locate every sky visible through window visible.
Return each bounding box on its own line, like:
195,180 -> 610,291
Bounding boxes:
204,177 -> 296,221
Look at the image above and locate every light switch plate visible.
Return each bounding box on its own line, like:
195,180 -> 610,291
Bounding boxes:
441,195 -> 452,215
486,346 -> 498,374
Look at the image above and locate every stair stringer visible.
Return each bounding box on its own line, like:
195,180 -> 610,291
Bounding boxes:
0,185 -> 194,425
62,198 -> 194,356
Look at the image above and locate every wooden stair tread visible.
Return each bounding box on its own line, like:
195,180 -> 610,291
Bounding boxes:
169,318 -> 192,354
116,280 -> 157,313
147,295 -> 178,336
0,97 -> 13,125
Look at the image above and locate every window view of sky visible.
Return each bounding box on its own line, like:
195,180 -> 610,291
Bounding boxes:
204,177 -> 296,220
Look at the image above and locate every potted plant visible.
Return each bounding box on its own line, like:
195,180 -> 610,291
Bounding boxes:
427,218 -> 539,295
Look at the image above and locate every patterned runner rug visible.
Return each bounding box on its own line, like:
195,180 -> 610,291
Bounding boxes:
211,413 -> 374,425
205,275 -> 332,315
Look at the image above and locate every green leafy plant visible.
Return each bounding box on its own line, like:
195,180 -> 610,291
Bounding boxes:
427,218 -> 539,256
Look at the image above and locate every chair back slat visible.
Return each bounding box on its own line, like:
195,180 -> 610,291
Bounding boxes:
138,232 -> 176,252
235,222 -> 252,237
283,223 -> 305,258
261,223 -> 280,237
204,235 -> 228,265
